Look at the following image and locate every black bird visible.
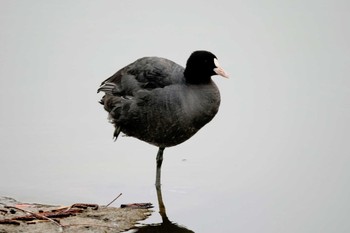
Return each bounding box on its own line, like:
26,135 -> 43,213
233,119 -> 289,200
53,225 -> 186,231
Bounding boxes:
97,50 -> 228,186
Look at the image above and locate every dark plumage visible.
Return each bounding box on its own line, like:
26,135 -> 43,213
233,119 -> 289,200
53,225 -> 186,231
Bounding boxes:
97,50 -> 228,185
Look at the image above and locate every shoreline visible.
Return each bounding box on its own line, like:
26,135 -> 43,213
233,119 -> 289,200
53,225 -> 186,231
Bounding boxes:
0,196 -> 152,233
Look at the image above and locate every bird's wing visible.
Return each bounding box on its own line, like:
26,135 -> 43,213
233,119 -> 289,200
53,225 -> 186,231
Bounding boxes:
97,57 -> 185,141
98,57 -> 184,97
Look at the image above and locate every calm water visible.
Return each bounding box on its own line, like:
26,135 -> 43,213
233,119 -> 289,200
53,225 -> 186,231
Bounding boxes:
1,1 -> 349,232
1,120 -> 349,232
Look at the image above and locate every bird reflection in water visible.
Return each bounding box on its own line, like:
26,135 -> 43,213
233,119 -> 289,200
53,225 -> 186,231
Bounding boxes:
132,184 -> 194,233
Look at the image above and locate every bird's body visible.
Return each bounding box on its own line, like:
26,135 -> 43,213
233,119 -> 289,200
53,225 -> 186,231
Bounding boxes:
99,56 -> 221,147
98,51 -> 228,185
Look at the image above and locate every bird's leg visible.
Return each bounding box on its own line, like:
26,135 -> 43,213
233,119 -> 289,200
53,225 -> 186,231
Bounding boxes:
155,147 -> 165,187
155,178 -> 169,222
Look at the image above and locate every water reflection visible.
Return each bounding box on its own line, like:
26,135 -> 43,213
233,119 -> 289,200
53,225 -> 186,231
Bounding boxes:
133,185 -> 194,233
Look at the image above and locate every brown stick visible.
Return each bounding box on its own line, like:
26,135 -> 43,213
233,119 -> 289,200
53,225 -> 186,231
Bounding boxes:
106,193 -> 122,207
7,206 -> 63,230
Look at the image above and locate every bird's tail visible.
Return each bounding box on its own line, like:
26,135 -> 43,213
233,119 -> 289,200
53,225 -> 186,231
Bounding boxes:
113,126 -> 121,141
97,82 -> 116,94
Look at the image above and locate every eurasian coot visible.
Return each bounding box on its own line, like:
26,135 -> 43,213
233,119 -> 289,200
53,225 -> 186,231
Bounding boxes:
98,50 -> 228,186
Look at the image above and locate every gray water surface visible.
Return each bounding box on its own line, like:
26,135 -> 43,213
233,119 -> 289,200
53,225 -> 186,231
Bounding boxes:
1,1 -> 349,232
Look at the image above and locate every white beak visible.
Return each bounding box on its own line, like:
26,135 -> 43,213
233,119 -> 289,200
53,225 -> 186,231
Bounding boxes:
214,58 -> 229,78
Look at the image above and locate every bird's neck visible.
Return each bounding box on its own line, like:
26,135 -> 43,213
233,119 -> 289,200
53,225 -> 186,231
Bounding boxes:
184,69 -> 211,84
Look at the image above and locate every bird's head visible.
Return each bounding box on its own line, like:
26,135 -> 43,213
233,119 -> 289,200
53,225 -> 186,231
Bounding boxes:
184,50 -> 229,84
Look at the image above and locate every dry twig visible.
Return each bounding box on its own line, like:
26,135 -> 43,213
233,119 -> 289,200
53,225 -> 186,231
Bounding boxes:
6,205 -> 63,231
106,193 -> 122,207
